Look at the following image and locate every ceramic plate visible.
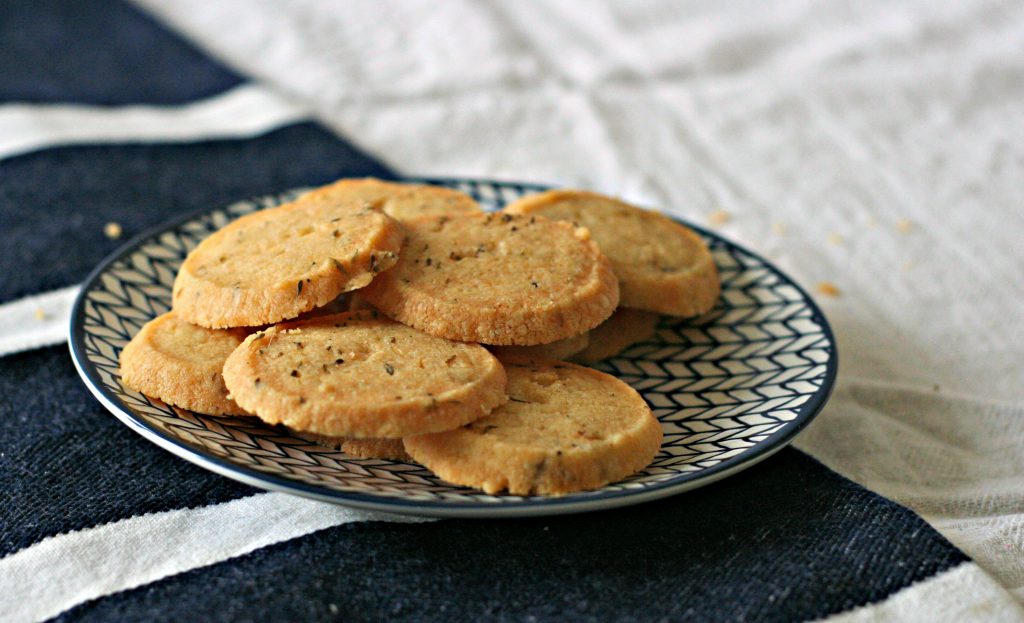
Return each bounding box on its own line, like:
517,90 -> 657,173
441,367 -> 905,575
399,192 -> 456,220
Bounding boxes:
69,177 -> 836,518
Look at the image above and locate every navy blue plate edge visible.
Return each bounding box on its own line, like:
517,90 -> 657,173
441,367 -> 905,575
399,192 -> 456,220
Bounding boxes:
67,177 -> 838,519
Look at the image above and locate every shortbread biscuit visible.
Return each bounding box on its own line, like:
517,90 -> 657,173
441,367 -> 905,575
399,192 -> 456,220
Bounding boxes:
505,190 -> 719,317
573,308 -> 659,364
119,311 -> 249,415
222,311 -> 508,438
300,178 -> 481,221
173,194 -> 403,328
294,431 -> 412,462
490,331 -> 590,361
361,213 -> 619,345
405,360 -> 662,496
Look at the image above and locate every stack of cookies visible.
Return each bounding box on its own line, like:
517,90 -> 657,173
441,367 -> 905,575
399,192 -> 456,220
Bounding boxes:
119,178 -> 720,496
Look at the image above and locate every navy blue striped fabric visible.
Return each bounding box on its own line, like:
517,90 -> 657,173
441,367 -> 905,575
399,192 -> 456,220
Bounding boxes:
0,345 -> 257,557
0,0 -> 241,104
56,450 -> 966,623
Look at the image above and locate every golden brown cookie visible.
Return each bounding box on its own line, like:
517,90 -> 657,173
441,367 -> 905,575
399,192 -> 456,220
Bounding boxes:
119,311 -> 249,415
222,311 -> 508,438
361,213 -> 619,345
300,178 -> 481,221
172,192 -> 403,328
505,190 -> 719,317
293,431 -> 412,462
405,359 -> 662,496
490,331 -> 590,361
572,308 -> 659,364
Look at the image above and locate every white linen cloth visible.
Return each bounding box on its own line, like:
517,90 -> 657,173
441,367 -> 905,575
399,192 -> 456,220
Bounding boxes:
134,0 -> 1024,600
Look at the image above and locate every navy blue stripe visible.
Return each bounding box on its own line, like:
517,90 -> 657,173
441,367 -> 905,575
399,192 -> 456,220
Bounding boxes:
55,450 -> 967,623
0,345 -> 258,557
0,0 -> 242,104
0,122 -> 394,304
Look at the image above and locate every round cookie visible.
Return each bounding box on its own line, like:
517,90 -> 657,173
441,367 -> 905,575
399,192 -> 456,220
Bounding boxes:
405,360 -> 663,496
490,331 -> 590,361
300,178 -> 481,221
505,190 -> 719,317
572,308 -> 660,364
222,311 -> 508,438
293,431 -> 412,462
119,311 -> 249,415
173,193 -> 403,328
361,213 -> 619,345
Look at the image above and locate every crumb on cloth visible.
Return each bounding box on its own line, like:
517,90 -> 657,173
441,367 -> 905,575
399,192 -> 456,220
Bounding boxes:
816,282 -> 841,297
707,210 -> 731,227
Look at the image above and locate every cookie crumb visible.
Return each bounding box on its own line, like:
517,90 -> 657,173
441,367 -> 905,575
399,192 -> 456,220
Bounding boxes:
896,219 -> 913,234
771,223 -> 787,236
104,222 -> 122,239
816,282 -> 841,297
827,233 -> 843,246
707,210 -> 731,227
34,308 -> 47,320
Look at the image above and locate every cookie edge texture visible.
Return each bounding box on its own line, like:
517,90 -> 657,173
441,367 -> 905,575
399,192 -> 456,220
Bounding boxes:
222,311 -> 509,438
405,359 -> 662,496
119,312 -> 250,416
505,189 -> 720,317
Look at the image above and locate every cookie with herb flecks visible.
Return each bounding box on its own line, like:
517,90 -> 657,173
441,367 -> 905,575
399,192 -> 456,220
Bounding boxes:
300,177 -> 481,221
172,189 -> 403,328
361,213 -> 619,345
222,311 -> 507,439
119,311 -> 250,415
572,308 -> 660,364
293,431 -> 413,462
505,190 -> 719,317
405,359 -> 662,496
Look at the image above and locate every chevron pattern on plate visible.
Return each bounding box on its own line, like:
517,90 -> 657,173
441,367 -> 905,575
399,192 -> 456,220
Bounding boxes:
73,179 -> 835,511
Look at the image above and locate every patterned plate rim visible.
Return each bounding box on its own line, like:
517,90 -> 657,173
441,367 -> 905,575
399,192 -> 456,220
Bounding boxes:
68,176 -> 838,518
